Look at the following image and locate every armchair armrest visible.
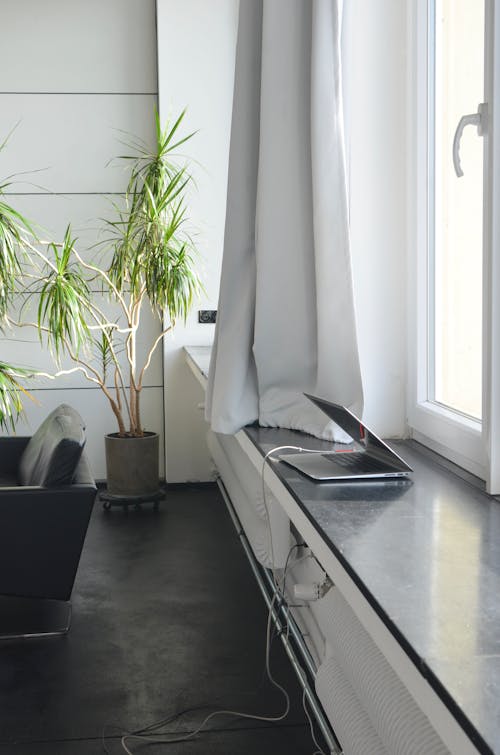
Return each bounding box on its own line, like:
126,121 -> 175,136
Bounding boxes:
0,483 -> 97,601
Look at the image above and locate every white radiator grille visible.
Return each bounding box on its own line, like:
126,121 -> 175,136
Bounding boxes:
315,590 -> 450,755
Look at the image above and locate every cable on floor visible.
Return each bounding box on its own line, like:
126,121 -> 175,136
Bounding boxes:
115,547 -> 297,753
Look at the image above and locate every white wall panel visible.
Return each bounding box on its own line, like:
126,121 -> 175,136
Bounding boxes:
157,0 -> 239,481
164,334 -> 216,483
8,194 -> 123,263
158,0 -> 238,312
0,0 -> 157,94
0,95 -> 156,194
3,386 -> 164,481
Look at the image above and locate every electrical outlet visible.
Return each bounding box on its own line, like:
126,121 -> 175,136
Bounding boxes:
198,310 -> 217,324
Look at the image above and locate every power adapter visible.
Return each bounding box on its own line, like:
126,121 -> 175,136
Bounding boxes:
293,577 -> 333,602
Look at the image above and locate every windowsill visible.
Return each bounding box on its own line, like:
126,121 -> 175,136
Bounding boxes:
408,402 -> 486,480
409,436 -> 489,495
243,426 -> 500,755
185,346 -> 500,754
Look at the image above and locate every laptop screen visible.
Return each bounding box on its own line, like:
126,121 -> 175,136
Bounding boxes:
304,393 -> 413,472
304,394 -> 366,447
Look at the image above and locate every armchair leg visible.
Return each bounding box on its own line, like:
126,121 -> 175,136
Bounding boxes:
0,596 -> 72,640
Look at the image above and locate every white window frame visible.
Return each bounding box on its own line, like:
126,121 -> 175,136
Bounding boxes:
484,1 -> 500,493
407,0 -> 500,489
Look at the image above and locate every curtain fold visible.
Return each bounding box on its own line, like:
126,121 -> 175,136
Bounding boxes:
206,0 -> 363,440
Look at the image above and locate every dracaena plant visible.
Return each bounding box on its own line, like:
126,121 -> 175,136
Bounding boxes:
0,134 -> 39,429
2,110 -> 202,437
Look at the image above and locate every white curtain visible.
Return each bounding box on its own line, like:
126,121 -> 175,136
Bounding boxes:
206,0 -> 363,441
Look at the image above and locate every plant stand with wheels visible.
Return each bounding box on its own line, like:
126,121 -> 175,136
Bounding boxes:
100,489 -> 165,513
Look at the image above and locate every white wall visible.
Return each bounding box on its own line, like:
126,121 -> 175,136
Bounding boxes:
157,0 -> 239,482
0,0 -> 159,480
342,0 -> 408,437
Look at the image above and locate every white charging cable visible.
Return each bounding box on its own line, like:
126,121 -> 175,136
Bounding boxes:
261,444 -> 333,585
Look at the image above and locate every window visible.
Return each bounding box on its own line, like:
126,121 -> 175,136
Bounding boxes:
431,0 -> 484,421
409,0 -> 500,489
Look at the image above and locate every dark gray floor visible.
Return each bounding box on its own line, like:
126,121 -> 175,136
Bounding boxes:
0,485 -> 318,754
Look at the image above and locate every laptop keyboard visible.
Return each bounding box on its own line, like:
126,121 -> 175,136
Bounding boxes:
322,452 -> 392,473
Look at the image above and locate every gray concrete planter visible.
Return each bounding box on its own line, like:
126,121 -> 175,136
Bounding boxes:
105,432 -> 160,498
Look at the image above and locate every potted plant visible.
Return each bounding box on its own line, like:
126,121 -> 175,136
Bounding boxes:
2,111 -> 202,497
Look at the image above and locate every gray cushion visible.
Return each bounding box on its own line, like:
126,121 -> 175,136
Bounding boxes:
19,404 -> 86,487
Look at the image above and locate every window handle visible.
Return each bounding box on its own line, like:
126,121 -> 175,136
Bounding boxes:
452,103 -> 487,177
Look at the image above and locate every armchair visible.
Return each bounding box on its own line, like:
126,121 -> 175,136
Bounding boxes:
0,404 -> 97,639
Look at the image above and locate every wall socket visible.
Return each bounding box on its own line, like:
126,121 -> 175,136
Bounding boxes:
198,310 -> 217,324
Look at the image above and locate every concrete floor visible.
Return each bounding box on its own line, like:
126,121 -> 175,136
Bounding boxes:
0,484 -> 318,754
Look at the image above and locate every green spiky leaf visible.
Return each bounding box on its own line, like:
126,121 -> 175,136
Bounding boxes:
36,226 -> 91,360
0,361 -> 37,431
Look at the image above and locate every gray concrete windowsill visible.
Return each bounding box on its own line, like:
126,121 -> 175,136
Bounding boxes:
185,345 -> 500,755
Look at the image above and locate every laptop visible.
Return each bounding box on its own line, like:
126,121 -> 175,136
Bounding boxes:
279,394 -> 413,481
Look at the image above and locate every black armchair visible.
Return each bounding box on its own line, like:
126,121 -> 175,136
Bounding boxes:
0,405 -> 97,639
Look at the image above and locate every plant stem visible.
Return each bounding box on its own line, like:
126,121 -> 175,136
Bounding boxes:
138,323 -> 173,390
135,387 -> 143,437
72,249 -> 130,318
6,316 -> 129,434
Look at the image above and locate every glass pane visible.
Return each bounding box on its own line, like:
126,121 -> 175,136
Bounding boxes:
431,0 -> 484,419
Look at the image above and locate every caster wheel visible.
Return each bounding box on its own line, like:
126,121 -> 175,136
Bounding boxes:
102,500 -> 111,511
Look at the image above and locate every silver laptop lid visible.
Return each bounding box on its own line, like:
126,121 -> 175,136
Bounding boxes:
304,393 -> 413,472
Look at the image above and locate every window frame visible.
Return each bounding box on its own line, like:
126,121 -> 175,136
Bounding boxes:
407,0 -> 495,483
483,0 -> 500,493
